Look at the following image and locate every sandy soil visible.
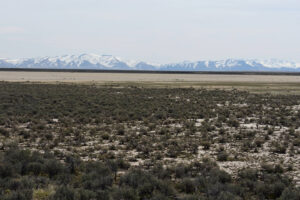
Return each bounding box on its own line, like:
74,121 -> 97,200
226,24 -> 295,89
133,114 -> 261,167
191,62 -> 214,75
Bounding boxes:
1,71 -> 300,83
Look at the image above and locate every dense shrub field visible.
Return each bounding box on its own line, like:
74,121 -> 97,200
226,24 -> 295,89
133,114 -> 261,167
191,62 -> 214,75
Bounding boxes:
0,82 -> 299,199
0,147 -> 299,199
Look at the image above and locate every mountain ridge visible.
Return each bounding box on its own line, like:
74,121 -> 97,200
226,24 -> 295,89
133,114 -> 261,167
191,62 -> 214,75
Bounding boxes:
1,54 -> 300,72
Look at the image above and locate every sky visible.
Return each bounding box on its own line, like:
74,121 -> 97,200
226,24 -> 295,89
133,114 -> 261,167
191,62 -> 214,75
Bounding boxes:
0,0 -> 299,63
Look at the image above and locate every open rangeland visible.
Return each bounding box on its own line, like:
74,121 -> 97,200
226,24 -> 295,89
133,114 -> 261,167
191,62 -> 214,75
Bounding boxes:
0,72 -> 300,199
1,71 -> 300,94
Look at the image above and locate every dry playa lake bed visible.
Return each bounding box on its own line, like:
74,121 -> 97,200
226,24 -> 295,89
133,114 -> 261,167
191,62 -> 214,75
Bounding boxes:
1,71 -> 300,83
1,71 -> 300,93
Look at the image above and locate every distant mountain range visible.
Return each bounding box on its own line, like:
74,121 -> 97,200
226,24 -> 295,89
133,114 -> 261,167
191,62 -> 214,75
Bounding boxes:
1,54 -> 300,71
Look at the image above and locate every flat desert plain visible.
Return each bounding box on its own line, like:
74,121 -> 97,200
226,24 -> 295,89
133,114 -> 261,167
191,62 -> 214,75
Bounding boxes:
1,71 -> 300,93
1,71 -> 300,82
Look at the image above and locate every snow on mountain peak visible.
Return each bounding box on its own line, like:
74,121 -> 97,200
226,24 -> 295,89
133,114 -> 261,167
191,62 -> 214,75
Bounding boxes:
0,54 -> 300,71
254,59 -> 300,69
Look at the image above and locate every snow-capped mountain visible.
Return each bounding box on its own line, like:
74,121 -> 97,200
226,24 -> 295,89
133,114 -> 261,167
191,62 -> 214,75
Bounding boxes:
0,54 -> 136,70
159,59 -> 300,71
0,54 -> 300,71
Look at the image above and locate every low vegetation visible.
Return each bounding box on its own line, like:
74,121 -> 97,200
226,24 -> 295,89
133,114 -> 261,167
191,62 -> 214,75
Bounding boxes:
0,82 -> 299,199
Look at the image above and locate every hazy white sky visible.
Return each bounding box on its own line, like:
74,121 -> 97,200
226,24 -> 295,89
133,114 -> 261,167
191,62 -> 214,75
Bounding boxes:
0,0 -> 299,63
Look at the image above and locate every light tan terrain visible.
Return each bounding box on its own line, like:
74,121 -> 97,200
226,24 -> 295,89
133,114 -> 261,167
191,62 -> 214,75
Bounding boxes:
1,71 -> 300,94
1,71 -> 300,83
